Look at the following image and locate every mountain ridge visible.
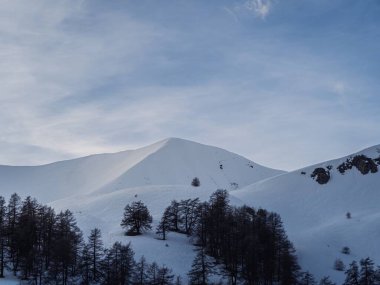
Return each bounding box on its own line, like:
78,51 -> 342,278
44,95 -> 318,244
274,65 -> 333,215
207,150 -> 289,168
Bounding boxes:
1,138 -> 380,283
234,144 -> 380,282
0,137 -> 284,203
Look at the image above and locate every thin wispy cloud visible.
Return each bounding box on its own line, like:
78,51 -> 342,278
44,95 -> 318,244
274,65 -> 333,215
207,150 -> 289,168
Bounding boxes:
226,0 -> 274,20
244,0 -> 273,18
0,0 -> 379,170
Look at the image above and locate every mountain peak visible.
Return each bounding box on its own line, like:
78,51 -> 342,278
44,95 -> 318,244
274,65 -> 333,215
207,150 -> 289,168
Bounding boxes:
0,138 -> 284,203
159,137 -> 201,146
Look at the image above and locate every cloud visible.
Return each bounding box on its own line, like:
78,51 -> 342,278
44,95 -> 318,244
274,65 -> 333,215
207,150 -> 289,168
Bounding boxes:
226,0 -> 274,20
0,0 -> 379,171
244,0 -> 273,18
0,0 -> 172,163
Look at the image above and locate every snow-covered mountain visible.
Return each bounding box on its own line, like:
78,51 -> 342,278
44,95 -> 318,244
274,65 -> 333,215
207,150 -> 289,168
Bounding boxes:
0,138 -> 284,203
234,145 -> 380,282
1,138 -> 380,283
0,138 -> 284,282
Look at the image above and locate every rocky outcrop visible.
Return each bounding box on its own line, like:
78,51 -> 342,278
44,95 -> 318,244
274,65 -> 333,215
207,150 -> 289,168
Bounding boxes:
337,155 -> 378,175
311,168 -> 330,184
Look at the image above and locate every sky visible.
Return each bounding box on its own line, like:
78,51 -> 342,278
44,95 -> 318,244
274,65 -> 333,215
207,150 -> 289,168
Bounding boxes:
0,0 -> 379,171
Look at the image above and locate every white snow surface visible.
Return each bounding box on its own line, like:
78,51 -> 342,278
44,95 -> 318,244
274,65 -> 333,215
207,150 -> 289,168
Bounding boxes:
234,145 -> 380,283
51,185 -> 243,283
1,138 -> 380,283
0,138 -> 283,203
0,138 -> 282,282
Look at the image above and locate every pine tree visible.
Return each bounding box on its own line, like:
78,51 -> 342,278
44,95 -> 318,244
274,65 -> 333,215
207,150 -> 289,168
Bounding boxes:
166,201 -> 181,232
279,240 -> 300,285
188,247 -> 214,285
99,247 -> 112,285
38,205 -> 56,271
7,193 -> 21,275
179,198 -> 200,235
121,201 -> 152,235
133,256 -> 149,285
156,208 -> 171,240
299,271 -> 317,285
207,189 -> 230,258
174,275 -> 182,285
319,276 -> 336,285
33,204 -> 54,285
48,210 -> 83,285
0,196 -> 6,278
107,242 -> 135,285
157,265 -> 175,285
88,228 -> 104,282
344,261 -> 360,285
147,262 -> 160,284
374,266 -> 380,285
17,196 -> 39,279
123,244 -> 136,284
79,244 -> 91,285
359,258 -> 375,285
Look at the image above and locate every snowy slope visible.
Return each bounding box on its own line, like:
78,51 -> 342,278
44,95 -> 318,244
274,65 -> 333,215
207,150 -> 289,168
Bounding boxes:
94,138 -> 284,195
50,144 -> 379,282
0,138 -> 283,203
3,138 -> 379,283
0,141 -> 164,203
51,185 -> 244,281
0,138 -> 284,282
234,145 -> 380,282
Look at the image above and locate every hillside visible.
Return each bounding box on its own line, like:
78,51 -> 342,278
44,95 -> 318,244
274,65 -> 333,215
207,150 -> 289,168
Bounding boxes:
234,145 -> 380,282
51,185 -> 245,282
51,143 -> 380,283
1,139 -> 380,283
0,138 -> 284,203
0,138 -> 284,283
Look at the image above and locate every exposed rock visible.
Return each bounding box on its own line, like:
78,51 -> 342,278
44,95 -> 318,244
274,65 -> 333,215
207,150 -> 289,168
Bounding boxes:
352,155 -> 377,174
337,155 -> 378,175
311,167 -> 330,184
337,159 -> 352,174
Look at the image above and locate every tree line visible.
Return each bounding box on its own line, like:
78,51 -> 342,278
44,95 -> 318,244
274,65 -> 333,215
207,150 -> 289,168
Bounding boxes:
154,190 -> 300,285
343,258 -> 380,285
298,257 -> 380,285
120,190 -> 301,284
2,191 -> 379,285
122,190 -> 380,285
0,194 -> 179,285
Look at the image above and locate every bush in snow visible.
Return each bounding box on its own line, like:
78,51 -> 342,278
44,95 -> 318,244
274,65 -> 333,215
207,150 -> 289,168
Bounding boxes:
346,212 -> 352,219
191,177 -> 200,187
334,258 -> 345,271
341,246 -> 351,255
230,182 -> 239,190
